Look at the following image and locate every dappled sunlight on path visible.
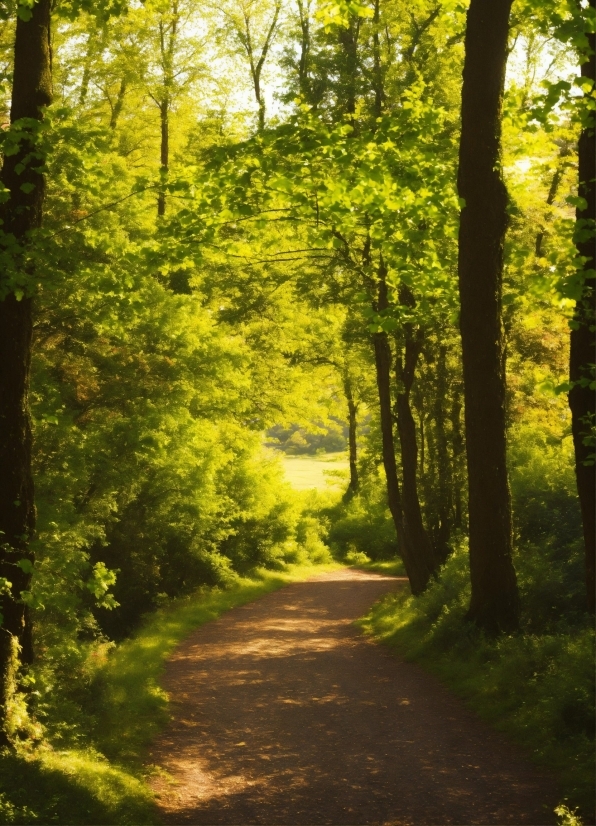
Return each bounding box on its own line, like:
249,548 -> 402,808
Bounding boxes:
149,569 -> 557,825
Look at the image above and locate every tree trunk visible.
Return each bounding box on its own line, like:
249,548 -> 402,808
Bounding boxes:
450,388 -> 464,530
394,303 -> 435,575
343,374 -> 359,499
297,0 -> 310,100
534,143 -> 571,259
109,77 -> 127,130
372,270 -> 433,594
457,0 -> 519,634
0,0 -> 52,741
338,19 -> 359,123
157,98 -> 169,217
431,343 -> 452,563
569,13 -> 595,614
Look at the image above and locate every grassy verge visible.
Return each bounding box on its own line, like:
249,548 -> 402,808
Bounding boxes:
353,557 -> 407,577
0,561 -> 341,825
357,547 -> 594,824
90,562 -> 341,768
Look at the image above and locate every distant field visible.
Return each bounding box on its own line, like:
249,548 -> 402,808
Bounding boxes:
278,452 -> 350,491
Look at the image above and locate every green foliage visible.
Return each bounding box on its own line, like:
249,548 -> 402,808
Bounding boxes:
266,421 -> 348,455
359,537 -> 594,818
327,485 -> 398,561
0,749 -> 157,825
0,563 -> 338,825
0,1 -> 590,821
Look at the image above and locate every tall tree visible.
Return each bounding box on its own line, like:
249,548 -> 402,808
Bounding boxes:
569,1 -> 595,614
457,0 -> 519,633
373,262 -> 435,594
224,0 -> 282,131
0,0 -> 52,741
155,0 -> 180,217
394,289 -> 436,574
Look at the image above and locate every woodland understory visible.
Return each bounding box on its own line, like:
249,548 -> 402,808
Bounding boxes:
0,0 -> 593,823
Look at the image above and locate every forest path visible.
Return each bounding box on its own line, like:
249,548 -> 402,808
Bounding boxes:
149,569 -> 557,825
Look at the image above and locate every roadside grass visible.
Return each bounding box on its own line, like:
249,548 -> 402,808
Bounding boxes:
90,562 -> 341,768
0,561 -> 341,825
352,556 -> 407,578
358,546 -> 595,823
0,748 -> 156,825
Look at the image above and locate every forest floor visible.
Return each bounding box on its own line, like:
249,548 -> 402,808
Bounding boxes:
148,568 -> 558,825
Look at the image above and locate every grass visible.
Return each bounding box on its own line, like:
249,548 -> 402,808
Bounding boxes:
0,749 -> 157,825
0,561 -> 341,825
352,557 -> 407,577
357,547 -> 595,824
278,452 -> 349,491
90,562 -> 341,767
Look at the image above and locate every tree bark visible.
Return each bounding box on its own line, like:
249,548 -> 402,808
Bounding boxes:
109,77 -> 127,130
158,97 -> 169,217
156,4 -> 178,217
450,387 -> 464,530
372,269 -> 434,594
343,373 -> 359,499
338,19 -> 359,123
394,293 -> 435,575
297,0 -> 311,100
432,343 -> 452,563
457,0 -> 519,634
242,0 -> 281,132
0,0 -> 52,741
569,12 -> 595,614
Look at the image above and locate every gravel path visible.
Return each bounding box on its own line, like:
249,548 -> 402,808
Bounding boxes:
149,569 -> 558,825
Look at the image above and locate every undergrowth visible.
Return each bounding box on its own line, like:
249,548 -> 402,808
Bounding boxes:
0,561 -> 339,825
358,542 -> 595,823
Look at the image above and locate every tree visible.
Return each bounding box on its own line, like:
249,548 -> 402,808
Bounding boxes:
373,264 -> 435,593
569,7 -> 595,614
457,0 -> 519,633
144,0 -> 204,216
221,0 -> 282,131
0,0 -> 52,742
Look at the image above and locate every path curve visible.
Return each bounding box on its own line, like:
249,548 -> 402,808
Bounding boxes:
149,569 -> 557,825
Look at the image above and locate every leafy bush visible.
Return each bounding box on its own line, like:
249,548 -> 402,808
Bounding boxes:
360,539 -> 594,819
509,425 -> 582,548
326,472 -> 398,561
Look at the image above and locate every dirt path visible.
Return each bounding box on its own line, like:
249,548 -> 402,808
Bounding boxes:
149,569 -> 557,825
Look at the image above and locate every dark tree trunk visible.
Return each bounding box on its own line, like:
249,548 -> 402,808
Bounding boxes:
394,291 -> 435,574
372,0 -> 384,119
569,14 -> 595,614
158,98 -> 169,217
450,388 -> 464,530
432,344 -> 452,563
343,374 -> 359,499
338,19 -> 359,122
297,0 -> 310,100
0,0 -> 52,741
372,270 -> 434,594
78,24 -> 106,107
78,31 -> 94,106
109,77 -> 127,130
457,0 -> 519,634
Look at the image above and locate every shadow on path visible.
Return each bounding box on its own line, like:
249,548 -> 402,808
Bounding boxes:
149,569 -> 557,825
